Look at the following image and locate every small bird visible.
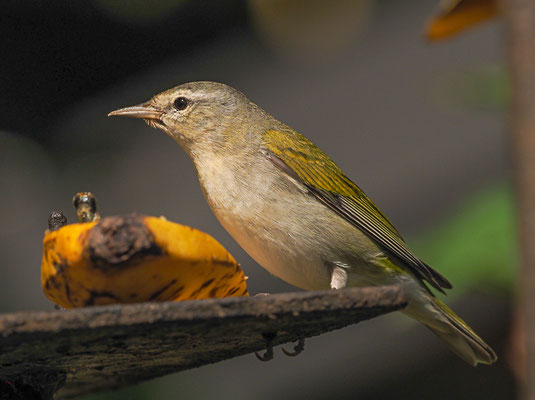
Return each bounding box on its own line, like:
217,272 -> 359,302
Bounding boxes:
109,81 -> 496,365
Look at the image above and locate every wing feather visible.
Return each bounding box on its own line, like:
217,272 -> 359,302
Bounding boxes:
263,129 -> 452,293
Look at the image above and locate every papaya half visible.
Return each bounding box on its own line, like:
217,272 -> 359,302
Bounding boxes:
41,214 -> 248,308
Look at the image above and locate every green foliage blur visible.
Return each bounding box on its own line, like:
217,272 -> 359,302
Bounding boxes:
439,65 -> 509,112
413,183 -> 517,294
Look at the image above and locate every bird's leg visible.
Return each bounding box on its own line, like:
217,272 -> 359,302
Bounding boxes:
279,264 -> 348,358
282,338 -> 305,357
330,263 -> 348,290
255,332 -> 276,361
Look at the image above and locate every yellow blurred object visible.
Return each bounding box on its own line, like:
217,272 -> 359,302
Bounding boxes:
426,0 -> 498,41
248,0 -> 373,62
41,214 -> 248,308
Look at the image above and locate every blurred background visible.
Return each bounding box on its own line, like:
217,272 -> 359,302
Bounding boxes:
0,0 -> 516,398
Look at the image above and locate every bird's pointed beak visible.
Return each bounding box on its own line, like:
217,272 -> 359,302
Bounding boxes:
108,103 -> 162,121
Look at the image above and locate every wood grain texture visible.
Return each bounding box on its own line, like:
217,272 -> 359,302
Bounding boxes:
0,286 -> 406,399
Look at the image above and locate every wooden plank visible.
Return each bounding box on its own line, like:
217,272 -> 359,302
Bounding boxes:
0,286 -> 406,399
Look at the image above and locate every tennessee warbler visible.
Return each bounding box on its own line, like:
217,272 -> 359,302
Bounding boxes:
109,81 -> 496,366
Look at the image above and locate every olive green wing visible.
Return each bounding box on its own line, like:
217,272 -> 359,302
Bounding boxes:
263,129 -> 452,293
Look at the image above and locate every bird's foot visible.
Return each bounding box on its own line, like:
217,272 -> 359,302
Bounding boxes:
282,338 -> 305,357
255,332 -> 276,361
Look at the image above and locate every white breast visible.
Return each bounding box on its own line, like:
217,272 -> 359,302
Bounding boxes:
192,149 -> 396,291
194,151 -> 333,290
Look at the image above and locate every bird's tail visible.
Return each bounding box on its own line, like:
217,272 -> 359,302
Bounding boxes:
403,294 -> 497,366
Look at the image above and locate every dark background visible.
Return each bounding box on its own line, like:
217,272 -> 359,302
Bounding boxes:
0,1 -> 515,398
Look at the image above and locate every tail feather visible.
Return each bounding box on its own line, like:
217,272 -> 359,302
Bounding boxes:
404,295 -> 497,366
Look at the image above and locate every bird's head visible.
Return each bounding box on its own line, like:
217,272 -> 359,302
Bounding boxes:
109,81 -> 262,155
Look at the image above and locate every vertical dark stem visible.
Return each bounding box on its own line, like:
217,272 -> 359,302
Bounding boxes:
503,0 -> 535,398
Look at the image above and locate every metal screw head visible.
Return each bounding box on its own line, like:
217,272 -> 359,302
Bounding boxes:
48,211 -> 67,231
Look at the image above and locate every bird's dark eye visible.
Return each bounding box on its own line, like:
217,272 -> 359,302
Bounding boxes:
173,97 -> 189,111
